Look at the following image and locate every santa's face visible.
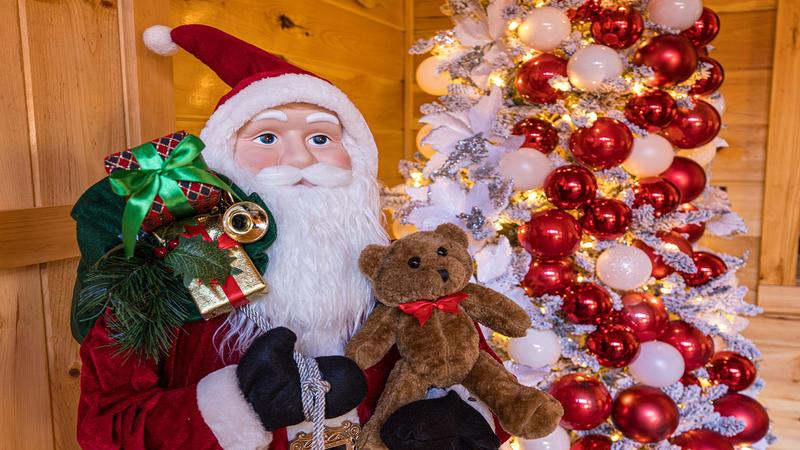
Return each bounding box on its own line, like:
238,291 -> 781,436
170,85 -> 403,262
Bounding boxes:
217,102 -> 388,357
233,103 -> 353,187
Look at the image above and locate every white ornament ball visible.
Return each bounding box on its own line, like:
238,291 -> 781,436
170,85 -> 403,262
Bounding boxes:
499,148 -> 554,191
567,45 -> 624,92
678,141 -> 717,167
623,134 -> 675,177
647,0 -> 704,31
508,329 -> 562,368
596,245 -> 653,290
629,341 -> 686,387
518,7 -> 572,52
416,56 -> 451,96
518,426 -> 571,450
416,123 -> 437,158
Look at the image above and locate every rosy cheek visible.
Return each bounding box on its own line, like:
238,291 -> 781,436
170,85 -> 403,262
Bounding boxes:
234,142 -> 281,173
313,144 -> 352,170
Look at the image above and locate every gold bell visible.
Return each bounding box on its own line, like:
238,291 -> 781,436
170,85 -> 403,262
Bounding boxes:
222,202 -> 269,243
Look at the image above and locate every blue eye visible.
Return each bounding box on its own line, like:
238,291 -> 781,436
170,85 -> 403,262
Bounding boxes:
309,135 -> 330,146
254,133 -> 278,145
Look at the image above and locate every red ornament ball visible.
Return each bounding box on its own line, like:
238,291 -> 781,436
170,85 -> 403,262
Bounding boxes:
587,323 -> 640,368
569,0 -> 603,22
690,57 -> 725,96
713,393 -> 770,445
571,434 -> 613,450
512,118 -> 559,154
544,165 -> 598,210
681,7 -> 721,47
632,231 -> 694,279
152,246 -> 169,259
624,90 -> 677,132
672,203 -> 706,243
659,320 -> 715,370
522,258 -> 577,297
615,292 -> 669,341
681,251 -> 728,286
660,157 -> 707,204
634,35 -> 699,87
518,209 -> 582,259
570,118 -> 633,169
515,53 -> 568,104
708,351 -> 757,392
590,7 -> 644,49
633,177 -> 682,217
562,282 -> 613,325
580,198 -> 632,240
661,100 -> 721,149
612,385 -> 679,443
680,371 -> 701,387
671,429 -> 734,450
549,373 -> 612,430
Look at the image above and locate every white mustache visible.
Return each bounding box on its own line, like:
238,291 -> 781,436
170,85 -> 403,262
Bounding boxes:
254,163 -> 353,187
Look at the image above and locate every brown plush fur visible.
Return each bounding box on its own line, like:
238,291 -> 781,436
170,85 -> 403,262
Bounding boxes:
346,224 -> 564,449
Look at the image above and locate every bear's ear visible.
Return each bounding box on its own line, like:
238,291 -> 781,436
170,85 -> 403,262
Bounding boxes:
434,223 -> 469,248
359,244 -> 389,280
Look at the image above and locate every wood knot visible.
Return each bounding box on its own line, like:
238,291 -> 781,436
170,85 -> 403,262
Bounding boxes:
277,14 -> 311,37
68,367 -> 81,378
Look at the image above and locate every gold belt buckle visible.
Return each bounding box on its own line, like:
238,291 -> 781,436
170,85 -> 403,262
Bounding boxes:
288,420 -> 360,450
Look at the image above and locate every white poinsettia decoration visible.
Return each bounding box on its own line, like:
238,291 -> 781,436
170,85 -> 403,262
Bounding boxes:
450,0 -> 516,87
407,177 -> 506,241
421,88 -> 524,175
474,236 -> 531,294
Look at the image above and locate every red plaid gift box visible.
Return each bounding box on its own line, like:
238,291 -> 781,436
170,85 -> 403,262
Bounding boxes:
104,131 -> 223,232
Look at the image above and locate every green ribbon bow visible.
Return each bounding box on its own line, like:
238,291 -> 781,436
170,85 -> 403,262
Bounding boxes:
109,134 -> 235,257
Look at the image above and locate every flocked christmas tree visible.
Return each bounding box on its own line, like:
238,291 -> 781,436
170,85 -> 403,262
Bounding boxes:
384,0 -> 777,448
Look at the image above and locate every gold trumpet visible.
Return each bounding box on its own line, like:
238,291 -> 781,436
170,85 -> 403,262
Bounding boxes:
222,201 -> 269,243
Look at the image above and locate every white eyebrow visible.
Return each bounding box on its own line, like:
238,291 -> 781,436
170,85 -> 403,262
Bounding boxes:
306,112 -> 340,125
252,110 -> 288,121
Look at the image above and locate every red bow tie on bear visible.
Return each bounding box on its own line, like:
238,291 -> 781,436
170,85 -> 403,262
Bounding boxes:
397,292 -> 469,326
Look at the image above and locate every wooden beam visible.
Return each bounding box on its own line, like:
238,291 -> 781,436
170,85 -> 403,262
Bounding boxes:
118,0 -> 175,145
759,0 -> 800,286
0,206 -> 77,269
403,0 -> 415,161
758,284 -> 800,315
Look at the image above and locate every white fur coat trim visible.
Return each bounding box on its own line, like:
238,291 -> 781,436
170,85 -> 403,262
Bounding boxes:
196,365 -> 271,450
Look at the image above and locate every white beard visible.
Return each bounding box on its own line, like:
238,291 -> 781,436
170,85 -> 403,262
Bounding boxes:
216,168 -> 388,357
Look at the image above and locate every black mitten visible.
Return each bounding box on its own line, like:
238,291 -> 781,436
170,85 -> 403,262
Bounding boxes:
380,391 -> 500,450
236,327 -> 368,430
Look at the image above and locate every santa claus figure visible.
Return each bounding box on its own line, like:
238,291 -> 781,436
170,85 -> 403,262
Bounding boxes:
74,24 -> 505,450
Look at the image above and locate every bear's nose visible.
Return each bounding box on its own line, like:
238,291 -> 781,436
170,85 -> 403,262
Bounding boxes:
437,269 -> 449,282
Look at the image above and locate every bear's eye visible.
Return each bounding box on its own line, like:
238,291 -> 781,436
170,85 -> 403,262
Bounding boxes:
437,247 -> 448,256
407,256 -> 421,269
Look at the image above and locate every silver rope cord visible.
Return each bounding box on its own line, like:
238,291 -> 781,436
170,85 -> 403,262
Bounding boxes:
241,305 -> 329,450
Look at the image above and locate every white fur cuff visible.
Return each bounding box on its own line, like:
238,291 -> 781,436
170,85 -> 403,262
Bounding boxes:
197,365 -> 272,450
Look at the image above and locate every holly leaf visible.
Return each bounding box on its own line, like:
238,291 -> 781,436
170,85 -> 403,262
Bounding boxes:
163,234 -> 240,287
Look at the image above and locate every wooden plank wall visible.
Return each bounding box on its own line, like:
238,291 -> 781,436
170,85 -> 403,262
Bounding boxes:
412,1 -> 800,449
0,1 -> 172,449
170,0 -> 408,185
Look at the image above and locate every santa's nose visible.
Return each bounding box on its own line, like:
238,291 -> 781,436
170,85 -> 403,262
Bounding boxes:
437,269 -> 449,282
279,139 -> 318,168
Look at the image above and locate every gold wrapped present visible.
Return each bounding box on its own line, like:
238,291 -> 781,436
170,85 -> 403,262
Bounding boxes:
289,421 -> 360,450
155,213 -> 268,319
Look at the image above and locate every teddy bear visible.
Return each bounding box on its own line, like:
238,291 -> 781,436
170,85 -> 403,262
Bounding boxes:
345,223 -> 564,450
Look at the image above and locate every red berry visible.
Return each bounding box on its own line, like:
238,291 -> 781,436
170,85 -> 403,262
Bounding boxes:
168,239 -> 180,250
153,246 -> 169,259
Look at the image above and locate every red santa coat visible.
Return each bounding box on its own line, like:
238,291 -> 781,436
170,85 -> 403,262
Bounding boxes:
78,313 -> 507,450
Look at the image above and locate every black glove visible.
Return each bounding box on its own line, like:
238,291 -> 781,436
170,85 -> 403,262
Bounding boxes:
381,391 -> 500,450
236,327 -> 367,430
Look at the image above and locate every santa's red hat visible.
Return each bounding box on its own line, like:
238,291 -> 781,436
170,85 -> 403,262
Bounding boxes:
142,24 -> 378,180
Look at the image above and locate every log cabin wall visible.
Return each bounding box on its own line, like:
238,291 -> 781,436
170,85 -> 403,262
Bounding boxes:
170,0 -> 410,186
